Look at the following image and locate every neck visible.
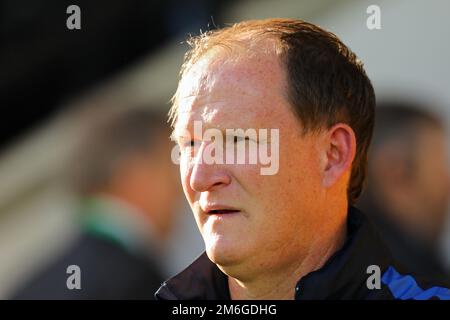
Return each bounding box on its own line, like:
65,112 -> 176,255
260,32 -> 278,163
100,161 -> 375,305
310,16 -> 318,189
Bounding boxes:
228,215 -> 347,300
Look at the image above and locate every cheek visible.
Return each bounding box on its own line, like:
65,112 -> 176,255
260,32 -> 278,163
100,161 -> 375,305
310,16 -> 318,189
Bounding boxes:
273,142 -> 323,219
282,139 -> 322,187
231,162 -> 264,190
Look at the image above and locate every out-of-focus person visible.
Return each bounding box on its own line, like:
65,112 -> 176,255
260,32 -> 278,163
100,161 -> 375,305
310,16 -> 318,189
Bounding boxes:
12,107 -> 181,299
358,102 -> 450,279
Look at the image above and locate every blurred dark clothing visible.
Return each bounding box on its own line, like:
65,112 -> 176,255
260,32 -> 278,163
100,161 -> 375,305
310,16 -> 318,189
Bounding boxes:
12,196 -> 164,299
358,195 -> 450,281
12,232 -> 163,299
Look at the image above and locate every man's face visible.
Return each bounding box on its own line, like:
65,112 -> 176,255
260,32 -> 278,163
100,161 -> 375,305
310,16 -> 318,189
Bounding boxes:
173,49 -> 332,277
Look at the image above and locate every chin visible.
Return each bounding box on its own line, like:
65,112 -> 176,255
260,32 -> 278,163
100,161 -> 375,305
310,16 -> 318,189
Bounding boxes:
204,235 -> 246,268
206,243 -> 259,282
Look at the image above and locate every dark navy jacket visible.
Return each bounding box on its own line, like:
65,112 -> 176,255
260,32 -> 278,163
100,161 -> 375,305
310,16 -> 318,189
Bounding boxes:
155,207 -> 450,300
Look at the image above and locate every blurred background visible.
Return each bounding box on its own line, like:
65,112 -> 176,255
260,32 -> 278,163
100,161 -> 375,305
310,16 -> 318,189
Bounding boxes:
1,0 -> 449,298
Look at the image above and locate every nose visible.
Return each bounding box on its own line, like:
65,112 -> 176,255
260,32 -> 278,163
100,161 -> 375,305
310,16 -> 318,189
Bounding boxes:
189,142 -> 231,192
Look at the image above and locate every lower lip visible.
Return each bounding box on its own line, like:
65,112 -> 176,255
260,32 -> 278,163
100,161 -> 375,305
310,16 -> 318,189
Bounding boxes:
207,211 -> 241,219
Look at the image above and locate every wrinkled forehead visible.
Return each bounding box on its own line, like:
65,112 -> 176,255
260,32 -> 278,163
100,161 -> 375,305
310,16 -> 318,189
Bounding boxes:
174,48 -> 288,132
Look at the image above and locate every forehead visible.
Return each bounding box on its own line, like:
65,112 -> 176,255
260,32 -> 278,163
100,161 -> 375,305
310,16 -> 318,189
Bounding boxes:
175,48 -> 291,131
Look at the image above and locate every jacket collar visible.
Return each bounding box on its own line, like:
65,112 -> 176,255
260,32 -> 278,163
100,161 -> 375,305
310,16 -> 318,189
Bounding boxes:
155,206 -> 393,300
294,206 -> 392,299
155,252 -> 230,299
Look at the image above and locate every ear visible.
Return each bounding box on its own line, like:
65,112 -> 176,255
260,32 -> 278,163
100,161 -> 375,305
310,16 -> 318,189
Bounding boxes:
322,123 -> 357,188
